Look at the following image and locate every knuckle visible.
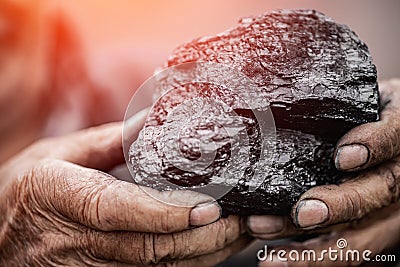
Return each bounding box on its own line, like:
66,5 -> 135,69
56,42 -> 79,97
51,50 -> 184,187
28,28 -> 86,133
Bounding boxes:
82,230 -> 146,265
71,170 -> 116,230
81,229 -> 102,258
16,160 -> 56,208
96,179 -> 131,230
79,230 -> 116,265
157,208 -> 176,233
346,187 -> 363,219
383,122 -> 400,156
215,218 -> 230,247
151,220 -> 230,264
80,183 -> 104,229
384,159 -> 400,202
332,164 -> 400,222
153,233 -> 184,263
60,169 -> 104,228
323,183 -> 363,223
140,233 -> 157,265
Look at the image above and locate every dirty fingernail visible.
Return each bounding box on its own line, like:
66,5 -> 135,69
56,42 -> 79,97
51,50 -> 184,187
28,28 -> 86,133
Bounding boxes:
295,199 -> 328,228
190,202 -> 221,226
335,144 -> 369,171
247,215 -> 284,234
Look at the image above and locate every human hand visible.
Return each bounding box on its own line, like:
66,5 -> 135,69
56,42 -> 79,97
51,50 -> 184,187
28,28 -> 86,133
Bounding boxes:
0,110 -> 250,266
247,79 -> 400,265
256,203 -> 400,266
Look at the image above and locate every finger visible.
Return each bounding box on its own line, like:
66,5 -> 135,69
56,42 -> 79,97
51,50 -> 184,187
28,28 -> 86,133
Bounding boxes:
84,216 -> 245,265
39,159 -> 221,232
247,215 -> 349,240
259,204 -> 400,267
123,107 -> 151,146
292,158 -> 400,228
247,215 -> 304,239
50,108 -> 149,171
334,79 -> 400,171
154,234 -> 253,267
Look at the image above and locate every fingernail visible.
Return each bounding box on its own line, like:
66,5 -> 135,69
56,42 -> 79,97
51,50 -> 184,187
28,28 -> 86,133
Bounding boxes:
335,144 -> 369,171
295,199 -> 328,228
271,256 -> 289,267
247,215 -> 284,234
190,202 -> 221,226
259,256 -> 288,267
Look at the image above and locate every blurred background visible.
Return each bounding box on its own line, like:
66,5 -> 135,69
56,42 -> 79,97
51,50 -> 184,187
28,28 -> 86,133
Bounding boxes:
0,0 -> 399,265
60,0 -> 400,80
59,0 -> 400,118
1,0 -> 399,140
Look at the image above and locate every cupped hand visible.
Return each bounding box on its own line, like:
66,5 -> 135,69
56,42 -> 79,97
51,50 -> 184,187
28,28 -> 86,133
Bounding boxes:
0,110 -> 250,266
247,79 -> 400,265
257,203 -> 400,266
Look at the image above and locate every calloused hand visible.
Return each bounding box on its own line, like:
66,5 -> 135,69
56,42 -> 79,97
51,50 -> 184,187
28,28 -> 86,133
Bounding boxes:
247,79 -> 400,266
0,110 -> 250,266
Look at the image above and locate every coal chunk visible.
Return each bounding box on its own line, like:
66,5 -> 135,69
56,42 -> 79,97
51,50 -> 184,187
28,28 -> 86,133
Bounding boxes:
128,9 -> 379,215
165,9 -> 379,141
218,129 -> 339,215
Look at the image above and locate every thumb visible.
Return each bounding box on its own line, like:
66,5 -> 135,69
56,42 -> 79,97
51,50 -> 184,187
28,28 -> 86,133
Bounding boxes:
334,79 -> 400,171
292,156 -> 400,229
39,159 -> 221,232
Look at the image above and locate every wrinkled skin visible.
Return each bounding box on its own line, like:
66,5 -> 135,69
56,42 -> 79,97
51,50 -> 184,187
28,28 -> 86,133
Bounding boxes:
0,2 -> 252,265
0,111 -> 251,266
247,79 -> 400,266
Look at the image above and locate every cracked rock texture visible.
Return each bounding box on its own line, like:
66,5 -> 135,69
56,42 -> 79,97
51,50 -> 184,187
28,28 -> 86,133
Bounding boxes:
129,9 -> 379,215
